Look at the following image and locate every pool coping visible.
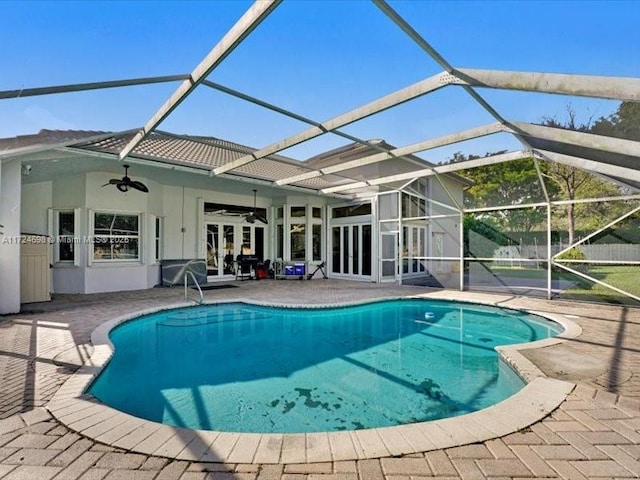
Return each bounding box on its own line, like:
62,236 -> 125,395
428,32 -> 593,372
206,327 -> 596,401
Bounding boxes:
46,291 -> 580,464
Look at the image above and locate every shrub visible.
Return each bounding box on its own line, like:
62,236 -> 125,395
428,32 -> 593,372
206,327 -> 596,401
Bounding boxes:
556,247 -> 587,261
556,247 -> 588,274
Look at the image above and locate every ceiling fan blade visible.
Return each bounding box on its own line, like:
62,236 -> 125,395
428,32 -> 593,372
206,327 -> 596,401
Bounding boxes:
255,215 -> 268,225
101,178 -> 121,187
130,180 -> 149,193
103,165 -> 149,193
244,214 -> 256,224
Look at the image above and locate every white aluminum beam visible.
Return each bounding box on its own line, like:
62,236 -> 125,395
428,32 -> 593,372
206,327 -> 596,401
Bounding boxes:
201,79 -> 434,171
119,0 -> 281,161
0,75 -> 190,100
372,1 -> 516,123
459,195 -> 640,214
457,68 -> 640,102
465,202 -> 549,214
372,0 -> 537,165
536,149 -> 640,182
203,79 -> 367,147
553,248 -> 640,304
276,122 -> 509,186
552,193 -> 640,206
434,150 -> 535,174
373,0 -> 454,73
321,150 -> 532,194
212,71 -> 457,175
512,122 -> 640,160
555,205 -> 640,259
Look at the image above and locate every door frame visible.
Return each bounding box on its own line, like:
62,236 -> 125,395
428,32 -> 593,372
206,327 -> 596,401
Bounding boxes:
379,230 -> 398,283
328,221 -> 373,280
204,216 -> 266,282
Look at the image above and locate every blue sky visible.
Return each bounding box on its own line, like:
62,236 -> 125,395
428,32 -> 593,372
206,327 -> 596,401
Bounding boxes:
1,0 -> 639,162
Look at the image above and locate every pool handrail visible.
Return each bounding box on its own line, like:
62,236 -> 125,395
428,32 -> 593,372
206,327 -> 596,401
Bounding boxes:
184,271 -> 203,305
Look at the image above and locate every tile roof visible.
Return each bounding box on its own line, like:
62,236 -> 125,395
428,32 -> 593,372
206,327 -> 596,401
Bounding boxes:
1,129 -> 465,194
0,129 -> 107,152
70,130 -> 360,191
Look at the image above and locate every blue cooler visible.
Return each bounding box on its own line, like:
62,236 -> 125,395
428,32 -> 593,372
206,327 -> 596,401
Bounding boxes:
294,263 -> 306,276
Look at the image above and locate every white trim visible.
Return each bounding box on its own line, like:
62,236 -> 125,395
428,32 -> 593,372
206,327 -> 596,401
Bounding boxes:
89,209 -> 143,264
48,207 -> 80,266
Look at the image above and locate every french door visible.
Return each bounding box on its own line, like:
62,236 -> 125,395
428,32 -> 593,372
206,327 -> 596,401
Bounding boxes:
206,223 -> 235,278
206,221 -> 265,280
402,225 -> 427,275
330,224 -> 372,278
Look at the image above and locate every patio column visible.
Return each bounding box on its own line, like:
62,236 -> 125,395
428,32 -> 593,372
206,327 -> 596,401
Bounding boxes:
0,159 -> 22,314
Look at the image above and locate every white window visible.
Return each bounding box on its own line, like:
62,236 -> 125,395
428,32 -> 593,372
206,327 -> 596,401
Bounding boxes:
154,216 -> 162,263
93,212 -> 140,261
49,208 -> 79,265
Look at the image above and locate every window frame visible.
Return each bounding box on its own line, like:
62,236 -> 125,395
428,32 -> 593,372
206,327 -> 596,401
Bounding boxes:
48,208 -> 81,266
153,215 -> 163,264
90,210 -> 142,264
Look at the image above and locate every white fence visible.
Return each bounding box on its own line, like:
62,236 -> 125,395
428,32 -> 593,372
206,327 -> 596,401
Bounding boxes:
493,244 -> 640,263
579,244 -> 640,262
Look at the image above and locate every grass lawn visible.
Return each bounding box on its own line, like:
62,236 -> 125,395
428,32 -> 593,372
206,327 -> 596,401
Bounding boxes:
561,265 -> 640,304
488,265 -> 639,305
490,266 -> 549,280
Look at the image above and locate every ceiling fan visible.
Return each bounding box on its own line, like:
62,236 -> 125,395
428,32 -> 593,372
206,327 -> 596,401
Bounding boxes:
101,164 -> 149,193
244,189 -> 268,224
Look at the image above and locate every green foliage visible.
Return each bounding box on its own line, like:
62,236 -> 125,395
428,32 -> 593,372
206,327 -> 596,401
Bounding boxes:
454,101 -> 639,254
556,247 -> 586,261
455,155 -> 553,233
555,247 -> 589,275
463,214 -> 514,258
591,102 -> 640,141
462,158 -> 548,208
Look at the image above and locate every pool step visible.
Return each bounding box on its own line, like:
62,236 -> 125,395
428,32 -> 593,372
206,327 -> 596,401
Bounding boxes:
158,310 -> 272,327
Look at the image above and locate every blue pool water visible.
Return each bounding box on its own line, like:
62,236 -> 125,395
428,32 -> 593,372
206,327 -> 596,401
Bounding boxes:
89,299 -> 561,433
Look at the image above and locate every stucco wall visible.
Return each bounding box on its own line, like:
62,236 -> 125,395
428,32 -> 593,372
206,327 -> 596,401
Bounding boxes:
40,172 -> 164,294
84,265 -> 160,294
15,161 -> 465,297
21,181 -> 52,235
37,171 -> 269,294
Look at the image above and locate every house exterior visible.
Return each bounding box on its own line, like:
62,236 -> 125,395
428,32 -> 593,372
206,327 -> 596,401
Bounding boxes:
0,129 -> 467,314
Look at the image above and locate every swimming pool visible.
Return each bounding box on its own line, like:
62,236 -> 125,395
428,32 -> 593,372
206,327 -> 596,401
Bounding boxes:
89,299 -> 562,434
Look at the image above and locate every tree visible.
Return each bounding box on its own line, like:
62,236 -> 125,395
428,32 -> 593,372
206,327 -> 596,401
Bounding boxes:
541,106 -> 628,245
452,102 -> 638,247
591,101 -> 640,141
453,152 -> 553,232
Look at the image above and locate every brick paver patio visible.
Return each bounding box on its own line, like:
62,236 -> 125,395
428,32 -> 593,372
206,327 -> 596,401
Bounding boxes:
1,279 -> 640,479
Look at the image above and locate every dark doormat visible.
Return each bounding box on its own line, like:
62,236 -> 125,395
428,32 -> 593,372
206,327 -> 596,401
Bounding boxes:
194,284 -> 238,291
